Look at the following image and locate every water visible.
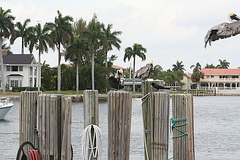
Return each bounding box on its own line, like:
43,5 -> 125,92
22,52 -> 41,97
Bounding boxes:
0,96 -> 240,160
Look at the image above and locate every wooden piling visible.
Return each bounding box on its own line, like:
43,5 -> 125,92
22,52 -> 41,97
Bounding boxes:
38,94 -> 72,160
83,90 -> 99,127
141,80 -> 166,160
108,91 -> 132,160
186,94 -> 195,160
172,94 -> 195,160
151,92 -> 169,160
20,91 -> 42,148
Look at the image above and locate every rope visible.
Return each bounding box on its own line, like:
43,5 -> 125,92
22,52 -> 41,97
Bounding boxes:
81,124 -> 102,160
170,118 -> 188,138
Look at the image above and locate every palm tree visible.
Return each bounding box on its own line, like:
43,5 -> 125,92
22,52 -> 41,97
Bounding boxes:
64,36 -> 88,93
123,43 -> 147,92
205,63 -> 216,68
172,60 -> 185,72
28,23 -> 53,91
47,10 -> 73,93
190,62 -> 202,73
217,59 -> 230,69
83,14 -> 105,90
102,23 -> 122,92
150,64 -> 163,80
11,18 -> 33,54
0,7 -> 15,94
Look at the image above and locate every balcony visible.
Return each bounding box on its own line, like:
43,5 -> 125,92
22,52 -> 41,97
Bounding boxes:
201,77 -> 240,83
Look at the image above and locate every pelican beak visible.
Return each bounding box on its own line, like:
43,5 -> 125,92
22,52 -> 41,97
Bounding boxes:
229,13 -> 240,22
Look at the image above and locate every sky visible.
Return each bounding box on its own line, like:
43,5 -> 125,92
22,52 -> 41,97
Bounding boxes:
1,0 -> 240,73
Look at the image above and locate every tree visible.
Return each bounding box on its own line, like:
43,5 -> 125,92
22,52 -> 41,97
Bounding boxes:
123,43 -> 147,92
217,59 -> 230,69
190,62 -> 202,73
47,10 -> 73,93
150,64 -> 163,80
83,14 -> 105,90
64,36 -> 88,93
205,63 -> 216,68
101,23 -> 122,92
172,60 -> 185,72
29,23 -> 52,91
0,7 -> 15,94
190,62 -> 204,90
11,18 -> 33,54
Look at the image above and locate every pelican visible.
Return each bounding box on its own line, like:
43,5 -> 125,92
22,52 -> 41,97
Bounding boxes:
134,61 -> 153,81
108,69 -> 124,90
204,13 -> 240,48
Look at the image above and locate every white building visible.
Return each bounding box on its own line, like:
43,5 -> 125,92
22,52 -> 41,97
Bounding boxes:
0,52 -> 38,90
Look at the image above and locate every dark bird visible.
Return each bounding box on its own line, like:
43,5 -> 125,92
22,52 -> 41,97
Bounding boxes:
135,61 -> 153,81
108,69 -> 124,90
151,82 -> 171,90
205,13 -> 240,48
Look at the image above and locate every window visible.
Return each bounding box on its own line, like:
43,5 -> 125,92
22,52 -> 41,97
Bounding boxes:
19,66 -> 23,71
232,75 -> 239,78
211,75 -> 214,78
7,66 -> 10,71
11,66 -> 18,71
10,80 -> 19,87
30,67 -> 33,75
0,79 -> 1,88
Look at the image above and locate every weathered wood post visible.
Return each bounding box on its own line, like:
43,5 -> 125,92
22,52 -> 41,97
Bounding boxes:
83,90 -> 99,127
38,94 -> 72,160
20,91 -> 42,148
171,94 -> 195,160
142,80 -> 169,160
108,91 -> 132,160
186,94 -> 195,160
151,92 -> 169,160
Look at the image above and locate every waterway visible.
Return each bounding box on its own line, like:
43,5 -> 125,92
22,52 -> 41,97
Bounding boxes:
0,96 -> 240,159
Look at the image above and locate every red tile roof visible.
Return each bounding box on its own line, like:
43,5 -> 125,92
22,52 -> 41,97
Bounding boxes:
112,65 -> 127,70
201,68 -> 240,75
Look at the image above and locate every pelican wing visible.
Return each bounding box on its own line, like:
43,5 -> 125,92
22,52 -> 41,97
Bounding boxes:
134,65 -> 150,78
205,20 -> 240,48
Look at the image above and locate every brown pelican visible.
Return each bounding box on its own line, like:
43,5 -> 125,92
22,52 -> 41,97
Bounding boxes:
108,69 -> 124,90
204,13 -> 240,48
134,61 -> 153,81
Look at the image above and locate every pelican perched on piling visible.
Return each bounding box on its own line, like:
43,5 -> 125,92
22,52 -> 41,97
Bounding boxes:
204,13 -> 240,48
108,69 -> 124,90
134,61 -> 153,81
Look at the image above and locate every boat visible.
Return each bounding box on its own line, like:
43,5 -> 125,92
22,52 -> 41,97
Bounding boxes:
0,98 -> 14,119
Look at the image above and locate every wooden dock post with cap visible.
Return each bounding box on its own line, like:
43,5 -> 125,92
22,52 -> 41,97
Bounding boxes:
108,91 -> 132,160
172,94 -> 195,160
142,80 -> 169,160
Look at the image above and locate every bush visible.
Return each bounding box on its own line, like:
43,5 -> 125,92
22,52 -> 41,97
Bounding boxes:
12,87 -> 43,92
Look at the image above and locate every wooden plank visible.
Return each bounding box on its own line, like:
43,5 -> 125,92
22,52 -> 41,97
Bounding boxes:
186,94 -> 195,160
172,94 -> 188,160
108,91 -> 132,160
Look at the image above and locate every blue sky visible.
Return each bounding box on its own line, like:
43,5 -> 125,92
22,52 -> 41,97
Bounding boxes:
1,0 -> 240,72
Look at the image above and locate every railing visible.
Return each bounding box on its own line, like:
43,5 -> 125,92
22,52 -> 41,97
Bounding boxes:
200,86 -> 240,90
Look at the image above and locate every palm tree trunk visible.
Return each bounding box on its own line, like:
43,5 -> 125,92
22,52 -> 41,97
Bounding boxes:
76,62 -> 79,94
92,48 -> 95,90
105,50 -> 108,93
133,57 -> 136,92
0,36 -> 5,94
21,38 -> 24,54
38,50 -> 41,91
58,44 -> 61,93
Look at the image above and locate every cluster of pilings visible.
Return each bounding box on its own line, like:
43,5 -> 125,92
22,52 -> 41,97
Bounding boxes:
19,80 -> 195,160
